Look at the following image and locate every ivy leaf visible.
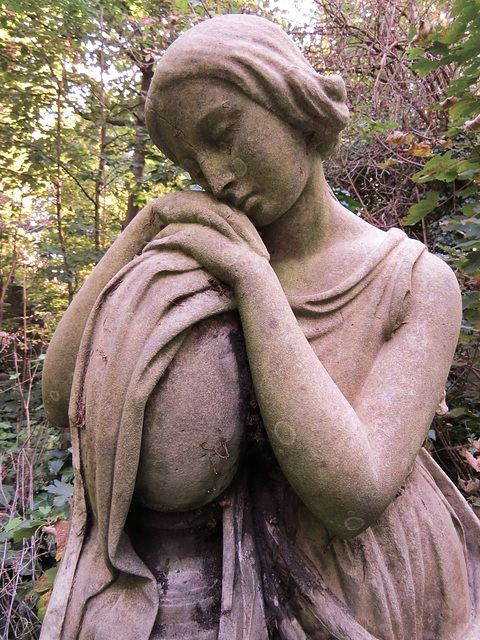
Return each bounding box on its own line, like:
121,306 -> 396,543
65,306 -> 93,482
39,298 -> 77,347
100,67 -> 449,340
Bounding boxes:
403,191 -> 440,226
43,479 -> 74,508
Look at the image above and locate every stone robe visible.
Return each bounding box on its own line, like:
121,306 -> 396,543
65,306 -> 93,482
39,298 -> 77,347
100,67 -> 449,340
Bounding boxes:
40,229 -> 480,640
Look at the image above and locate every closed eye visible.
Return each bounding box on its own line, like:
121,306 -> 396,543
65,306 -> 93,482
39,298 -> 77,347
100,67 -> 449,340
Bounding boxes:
197,106 -> 241,151
211,123 -> 240,155
211,123 -> 233,145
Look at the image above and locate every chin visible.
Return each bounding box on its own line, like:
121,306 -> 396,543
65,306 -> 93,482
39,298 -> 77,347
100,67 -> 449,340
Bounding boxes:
247,203 -> 285,228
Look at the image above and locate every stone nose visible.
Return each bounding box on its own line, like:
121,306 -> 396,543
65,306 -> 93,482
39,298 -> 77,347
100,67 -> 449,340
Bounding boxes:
198,154 -> 236,198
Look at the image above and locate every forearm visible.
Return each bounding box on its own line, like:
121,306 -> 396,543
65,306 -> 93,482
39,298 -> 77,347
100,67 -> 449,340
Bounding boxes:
235,261 -> 381,537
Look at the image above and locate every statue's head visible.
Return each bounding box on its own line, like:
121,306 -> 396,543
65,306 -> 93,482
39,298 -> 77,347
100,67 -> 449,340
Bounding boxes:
146,14 -> 349,158
145,15 -> 350,225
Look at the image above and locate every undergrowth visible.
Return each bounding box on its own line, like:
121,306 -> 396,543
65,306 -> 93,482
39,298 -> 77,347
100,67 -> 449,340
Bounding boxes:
0,331 -> 72,640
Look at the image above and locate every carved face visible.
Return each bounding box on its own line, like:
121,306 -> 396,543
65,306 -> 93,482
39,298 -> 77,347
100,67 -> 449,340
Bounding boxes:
156,78 -> 315,227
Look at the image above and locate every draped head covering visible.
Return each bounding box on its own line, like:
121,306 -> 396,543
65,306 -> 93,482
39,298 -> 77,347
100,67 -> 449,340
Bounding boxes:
145,14 -> 349,157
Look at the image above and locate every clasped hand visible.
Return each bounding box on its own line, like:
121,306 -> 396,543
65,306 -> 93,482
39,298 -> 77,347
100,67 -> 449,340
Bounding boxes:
147,191 -> 270,288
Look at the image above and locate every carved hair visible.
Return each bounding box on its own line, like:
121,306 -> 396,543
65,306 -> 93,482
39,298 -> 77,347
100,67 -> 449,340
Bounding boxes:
146,14 -> 349,158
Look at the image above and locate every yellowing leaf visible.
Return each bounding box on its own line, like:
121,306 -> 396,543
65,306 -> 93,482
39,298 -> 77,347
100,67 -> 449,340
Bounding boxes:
53,520 -> 69,561
33,566 -> 59,621
37,591 -> 51,622
406,140 -> 432,157
33,572 -> 53,595
417,19 -> 435,43
439,97 -> 459,109
465,450 -> 480,473
459,478 -> 480,495
385,131 -> 413,146
377,158 -> 399,168
437,138 -> 453,148
43,519 -> 70,561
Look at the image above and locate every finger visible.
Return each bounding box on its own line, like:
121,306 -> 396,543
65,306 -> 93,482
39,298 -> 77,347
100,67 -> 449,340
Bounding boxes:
149,227 -> 238,284
151,192 -> 229,227
151,192 -> 269,260
152,222 -> 258,272
222,209 -> 270,260
151,224 -> 237,265
155,196 -> 244,242
155,217 -> 240,245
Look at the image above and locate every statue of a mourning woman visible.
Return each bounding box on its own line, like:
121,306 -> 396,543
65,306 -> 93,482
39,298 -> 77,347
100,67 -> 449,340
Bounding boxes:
40,14 -> 480,640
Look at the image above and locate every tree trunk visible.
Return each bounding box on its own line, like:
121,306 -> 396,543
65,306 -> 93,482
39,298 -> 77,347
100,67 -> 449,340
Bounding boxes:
94,6 -> 107,255
0,235 -> 17,331
55,71 -> 74,305
123,56 -> 154,228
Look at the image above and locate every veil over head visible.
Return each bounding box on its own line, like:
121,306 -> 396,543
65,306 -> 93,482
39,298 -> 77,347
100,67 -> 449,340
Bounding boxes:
145,14 -> 349,157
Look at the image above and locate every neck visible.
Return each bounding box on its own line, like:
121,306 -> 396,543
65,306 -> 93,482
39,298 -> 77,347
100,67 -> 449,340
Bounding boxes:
259,157 -> 333,263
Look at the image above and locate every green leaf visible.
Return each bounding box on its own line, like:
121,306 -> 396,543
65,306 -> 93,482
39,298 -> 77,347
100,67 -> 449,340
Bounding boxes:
0,484 -> 14,508
462,202 -> 480,216
443,18 -> 470,44
414,57 -> 440,77
460,186 -> 479,199
407,46 -> 424,60
4,517 -> 23,532
429,41 -> 449,56
462,292 -> 478,310
445,218 -> 480,241
462,250 -> 480,274
451,406 -> 468,417
12,520 -> 45,543
449,99 -> 480,121
43,479 -> 74,508
403,191 -> 440,225
50,459 -> 64,474
412,151 -> 454,182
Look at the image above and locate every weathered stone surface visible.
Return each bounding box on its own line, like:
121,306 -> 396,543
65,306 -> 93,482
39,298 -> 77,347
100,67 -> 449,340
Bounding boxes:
41,13 -> 480,640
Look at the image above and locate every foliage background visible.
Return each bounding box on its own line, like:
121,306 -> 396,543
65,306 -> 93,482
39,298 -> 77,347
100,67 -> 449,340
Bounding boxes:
0,0 -> 479,637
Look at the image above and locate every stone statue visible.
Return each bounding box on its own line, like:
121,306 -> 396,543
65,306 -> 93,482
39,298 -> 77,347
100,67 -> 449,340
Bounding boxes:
40,14 -> 480,640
